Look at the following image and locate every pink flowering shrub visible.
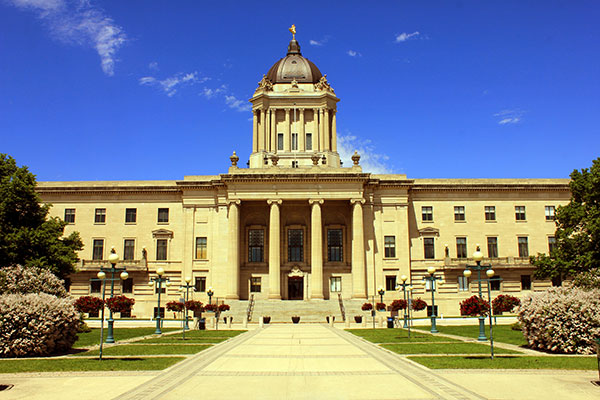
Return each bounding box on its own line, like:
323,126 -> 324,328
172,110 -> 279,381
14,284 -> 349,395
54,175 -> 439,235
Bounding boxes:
517,287 -> 600,354
0,293 -> 80,357
0,265 -> 67,298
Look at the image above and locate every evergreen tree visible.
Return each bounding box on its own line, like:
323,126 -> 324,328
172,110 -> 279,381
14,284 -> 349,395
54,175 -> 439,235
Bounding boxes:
532,158 -> 600,281
0,154 -> 83,279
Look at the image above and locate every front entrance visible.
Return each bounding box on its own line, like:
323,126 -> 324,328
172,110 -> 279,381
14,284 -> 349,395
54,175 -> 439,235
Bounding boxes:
288,277 -> 304,300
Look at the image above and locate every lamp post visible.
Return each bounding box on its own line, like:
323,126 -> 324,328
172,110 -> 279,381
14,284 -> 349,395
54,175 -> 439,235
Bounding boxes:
94,271 -> 107,361
396,275 -> 410,329
207,287 -> 214,305
464,246 -> 489,341
484,268 -> 501,359
423,266 -> 442,334
178,276 -> 194,339
377,287 -> 385,305
407,286 -> 413,338
100,249 -> 128,344
148,267 -> 170,334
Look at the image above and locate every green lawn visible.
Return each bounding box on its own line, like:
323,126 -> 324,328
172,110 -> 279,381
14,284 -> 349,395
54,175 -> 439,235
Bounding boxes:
346,328 -> 460,343
134,330 -> 246,344
409,355 -> 597,370
382,342 -> 520,355
0,357 -> 184,373
421,324 -> 528,346
74,344 -> 212,356
74,327 -> 178,348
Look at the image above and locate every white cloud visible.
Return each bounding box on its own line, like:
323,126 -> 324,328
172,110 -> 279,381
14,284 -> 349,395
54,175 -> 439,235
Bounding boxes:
309,35 -> 330,46
494,109 -> 524,125
139,71 -> 200,97
148,61 -> 159,71
347,50 -> 361,57
309,40 -> 322,46
8,0 -> 127,76
337,134 -> 394,174
201,84 -> 250,112
225,95 -> 251,112
201,84 -> 226,99
395,31 -> 420,42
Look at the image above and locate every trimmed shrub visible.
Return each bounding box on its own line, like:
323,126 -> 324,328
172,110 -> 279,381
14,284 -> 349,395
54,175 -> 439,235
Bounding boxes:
492,294 -> 520,314
361,302 -> 373,311
518,287 -> 600,354
73,296 -> 104,314
166,301 -> 184,312
390,299 -> 408,311
0,265 -> 67,298
460,295 -> 490,316
411,298 -> 427,311
0,293 -> 80,357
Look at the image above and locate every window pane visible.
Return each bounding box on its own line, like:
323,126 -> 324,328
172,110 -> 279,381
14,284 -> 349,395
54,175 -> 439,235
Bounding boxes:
288,229 -> 303,262
327,229 -> 343,262
485,206 -> 496,221
277,133 -> 284,150
548,236 -> 557,253
330,277 -> 341,292
126,208 -> 137,223
248,229 -> 264,262
158,208 -> 169,223
521,275 -> 531,291
90,280 -> 102,293
156,239 -> 168,260
123,239 -> 135,260
306,133 -> 312,150
421,206 -> 433,221
487,237 -> 498,258
195,237 -> 207,259
195,277 -> 206,292
545,206 -> 555,221
424,238 -> 435,259
384,236 -> 396,258
490,277 -> 501,291
518,237 -> 529,257
95,208 -> 106,223
64,208 -> 75,224
93,239 -> 104,260
385,276 -> 396,291
458,276 -> 469,291
515,206 -> 526,221
250,277 -> 261,293
291,133 -> 298,150
456,237 -> 467,258
122,278 -> 133,293
454,206 -> 465,221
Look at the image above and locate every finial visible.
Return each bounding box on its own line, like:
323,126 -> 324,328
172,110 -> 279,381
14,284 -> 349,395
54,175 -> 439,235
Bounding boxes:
230,151 -> 239,167
289,24 -> 296,40
351,151 -> 361,165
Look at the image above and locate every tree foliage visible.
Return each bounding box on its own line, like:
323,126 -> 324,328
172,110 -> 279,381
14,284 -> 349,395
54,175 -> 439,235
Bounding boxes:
0,154 -> 83,279
531,158 -> 600,280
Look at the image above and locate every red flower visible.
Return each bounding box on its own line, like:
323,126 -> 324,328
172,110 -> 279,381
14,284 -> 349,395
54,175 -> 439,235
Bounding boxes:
105,295 -> 135,313
492,294 -> 520,314
411,298 -> 427,311
460,295 -> 490,316
218,304 -> 230,312
390,299 -> 408,311
184,300 -> 204,312
74,296 -> 104,313
166,301 -> 184,312
361,302 -> 373,311
375,302 -> 386,311
203,303 -> 218,312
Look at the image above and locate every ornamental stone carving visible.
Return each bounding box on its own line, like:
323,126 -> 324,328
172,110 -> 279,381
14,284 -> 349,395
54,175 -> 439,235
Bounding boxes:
230,151 -> 239,167
256,74 -> 273,91
314,74 -> 335,93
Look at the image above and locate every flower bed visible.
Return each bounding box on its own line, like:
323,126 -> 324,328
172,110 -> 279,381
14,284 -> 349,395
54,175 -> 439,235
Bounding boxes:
459,295 -> 490,316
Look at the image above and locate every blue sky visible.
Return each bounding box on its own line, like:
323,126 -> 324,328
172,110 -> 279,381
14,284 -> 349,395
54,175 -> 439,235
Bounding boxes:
1,0 -> 598,180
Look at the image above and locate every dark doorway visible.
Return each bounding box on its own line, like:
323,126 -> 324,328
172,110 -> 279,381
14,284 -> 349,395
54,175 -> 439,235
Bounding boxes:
288,277 -> 303,300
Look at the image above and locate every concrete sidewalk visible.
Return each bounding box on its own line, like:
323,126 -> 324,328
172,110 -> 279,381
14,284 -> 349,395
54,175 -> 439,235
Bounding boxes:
1,324 -> 598,399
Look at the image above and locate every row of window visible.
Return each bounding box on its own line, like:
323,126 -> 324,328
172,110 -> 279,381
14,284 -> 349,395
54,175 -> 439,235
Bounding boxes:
92,238 -> 170,261
421,205 -> 556,222
385,274 -> 533,292
277,132 -> 313,151
65,208 -> 170,224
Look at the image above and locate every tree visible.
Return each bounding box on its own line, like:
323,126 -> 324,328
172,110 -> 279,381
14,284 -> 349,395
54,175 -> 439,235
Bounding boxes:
0,154 -> 83,279
531,157 -> 600,281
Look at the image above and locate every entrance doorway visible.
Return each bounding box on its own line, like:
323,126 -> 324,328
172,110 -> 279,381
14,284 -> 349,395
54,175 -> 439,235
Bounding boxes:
288,277 -> 303,300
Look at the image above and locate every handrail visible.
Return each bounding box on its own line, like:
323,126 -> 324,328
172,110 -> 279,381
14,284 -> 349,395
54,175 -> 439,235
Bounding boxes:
246,294 -> 255,322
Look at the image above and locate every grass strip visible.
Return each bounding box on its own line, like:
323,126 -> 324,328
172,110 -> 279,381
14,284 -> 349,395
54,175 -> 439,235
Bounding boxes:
382,342 -> 520,355
0,357 -> 185,373
136,337 -> 230,344
74,327 -> 178,348
346,328 -> 458,343
73,344 -> 211,356
409,355 -> 597,370
421,324 -> 528,346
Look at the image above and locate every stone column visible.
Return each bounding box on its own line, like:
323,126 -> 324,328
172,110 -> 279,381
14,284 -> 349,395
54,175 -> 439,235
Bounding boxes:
319,108 -> 325,151
270,109 -> 277,152
268,199 -> 282,299
227,200 -> 240,299
351,198 -> 367,298
324,108 -> 330,151
331,110 -> 337,152
252,110 -> 258,153
299,108 -> 305,151
284,109 -> 291,152
309,199 -> 324,299
260,109 -> 267,151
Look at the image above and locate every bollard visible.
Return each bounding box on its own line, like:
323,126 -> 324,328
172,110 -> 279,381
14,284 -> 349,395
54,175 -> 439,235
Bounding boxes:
243,316 -> 248,328
259,316 -> 264,328
227,316 -> 232,328
345,318 -> 350,328
210,316 -> 215,329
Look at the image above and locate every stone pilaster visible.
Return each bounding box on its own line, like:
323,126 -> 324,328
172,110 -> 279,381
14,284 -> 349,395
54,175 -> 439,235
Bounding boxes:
252,110 -> 258,153
268,199 -> 282,299
351,198 -> 367,298
299,108 -> 305,151
260,109 -> 267,152
324,108 -> 330,151
227,200 -> 240,299
284,109 -> 290,152
331,110 -> 337,152
309,199 -> 324,299
319,108 -> 325,151
270,109 -> 276,152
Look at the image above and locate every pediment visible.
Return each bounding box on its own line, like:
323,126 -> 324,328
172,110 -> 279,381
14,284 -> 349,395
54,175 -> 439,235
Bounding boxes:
152,229 -> 174,239
418,227 -> 440,237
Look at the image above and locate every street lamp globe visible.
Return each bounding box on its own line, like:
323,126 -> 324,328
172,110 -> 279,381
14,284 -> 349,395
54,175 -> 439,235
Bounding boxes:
473,247 -> 484,263
185,276 -> 192,284
400,275 -> 408,283
156,267 -> 165,276
486,269 -> 495,278
147,281 -> 154,287
120,271 -> 129,280
463,269 -> 472,278
165,280 -> 172,287
97,271 -> 106,279
427,266 -> 436,275
108,252 -> 119,264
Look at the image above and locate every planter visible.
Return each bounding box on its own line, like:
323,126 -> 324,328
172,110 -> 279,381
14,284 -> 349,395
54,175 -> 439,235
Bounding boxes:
263,316 -> 271,324
354,315 -> 363,323
326,316 -> 335,323
291,316 -> 300,324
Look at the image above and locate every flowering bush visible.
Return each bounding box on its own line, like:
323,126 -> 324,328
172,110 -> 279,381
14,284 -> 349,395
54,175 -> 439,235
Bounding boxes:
218,304 -> 230,312
73,296 -> 104,314
492,294 -> 520,315
361,302 -> 373,311
0,293 -> 80,357
166,301 -> 184,312
411,298 -> 427,311
105,295 -> 135,313
518,287 -> 600,354
460,295 -> 490,316
390,299 -> 408,311
572,268 -> 600,290
203,303 -> 218,312
184,300 -> 203,312
375,302 -> 386,311
0,265 -> 67,298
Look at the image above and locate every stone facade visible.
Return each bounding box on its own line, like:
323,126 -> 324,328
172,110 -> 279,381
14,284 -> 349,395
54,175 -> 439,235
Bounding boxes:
37,35 -> 570,318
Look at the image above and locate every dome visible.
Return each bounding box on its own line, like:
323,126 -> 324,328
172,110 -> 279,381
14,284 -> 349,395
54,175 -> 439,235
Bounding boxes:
266,39 -> 323,84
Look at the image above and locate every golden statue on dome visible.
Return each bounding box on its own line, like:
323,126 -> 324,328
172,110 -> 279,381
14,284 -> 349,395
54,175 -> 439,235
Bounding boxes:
289,24 -> 296,39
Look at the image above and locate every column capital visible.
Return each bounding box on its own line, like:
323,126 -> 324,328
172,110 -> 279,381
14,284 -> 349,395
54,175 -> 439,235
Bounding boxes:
350,198 -> 365,205
267,199 -> 282,206
308,198 -> 324,205
227,199 -> 241,207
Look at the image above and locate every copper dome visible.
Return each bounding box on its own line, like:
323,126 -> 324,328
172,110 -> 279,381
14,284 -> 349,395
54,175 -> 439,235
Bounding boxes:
266,39 -> 323,84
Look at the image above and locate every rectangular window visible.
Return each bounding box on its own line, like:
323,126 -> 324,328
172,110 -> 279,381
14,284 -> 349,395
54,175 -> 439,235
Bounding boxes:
125,208 -> 137,223
156,239 -> 168,260
485,206 -> 496,221
456,237 -> 467,258
288,229 -> 303,262
426,305 -> 439,317
521,275 -> 531,291
291,160 -> 298,168
291,133 -> 298,150
545,206 -> 556,221
250,277 -> 261,293
92,239 -> 104,260
327,229 -> 343,262
384,236 -> 396,258
122,278 -> 133,294
158,208 -> 169,223
515,206 -> 526,221
155,284 -> 166,294
421,206 -> 433,221
490,277 -> 501,291
458,276 -> 469,291
195,237 -> 207,259
548,236 -> 557,253
306,133 -> 312,150
195,277 -> 206,292
94,208 -> 106,223
64,208 -> 75,224
518,237 -> 529,257
385,275 -> 397,291
424,237 -> 435,259
330,277 -> 341,292
248,229 -> 264,262
153,307 -> 165,318
487,237 -> 498,258
277,133 -> 284,150
90,280 -> 102,293
454,206 -> 465,221
123,239 -> 135,261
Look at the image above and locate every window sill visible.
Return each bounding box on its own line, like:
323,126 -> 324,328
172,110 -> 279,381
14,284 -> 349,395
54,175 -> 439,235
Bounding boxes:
454,220 -> 467,223
125,222 -> 137,225
485,220 -> 497,223
193,259 -> 209,262
421,220 -> 434,223
383,257 -> 398,261
94,222 -> 106,225
515,220 -> 527,223
157,222 -> 169,225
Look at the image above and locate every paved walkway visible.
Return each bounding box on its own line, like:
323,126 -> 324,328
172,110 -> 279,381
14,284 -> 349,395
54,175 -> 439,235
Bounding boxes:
2,325 -> 598,399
